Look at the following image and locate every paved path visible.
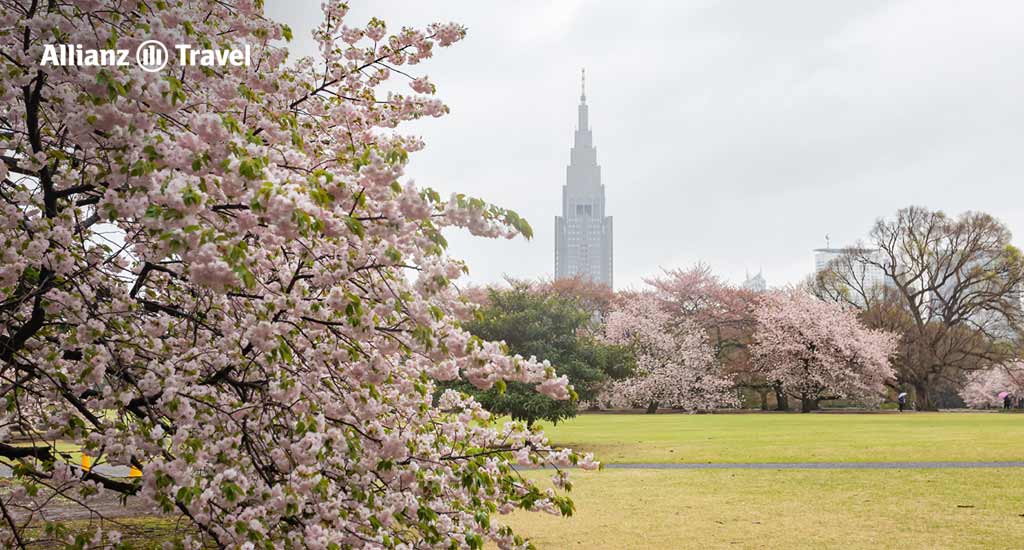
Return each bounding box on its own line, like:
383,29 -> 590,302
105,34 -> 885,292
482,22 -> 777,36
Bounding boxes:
599,461 -> 1024,470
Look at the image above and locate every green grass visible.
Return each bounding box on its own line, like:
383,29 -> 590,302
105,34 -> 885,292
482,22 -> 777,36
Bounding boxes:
534,412 -> 1024,463
501,468 -> 1024,549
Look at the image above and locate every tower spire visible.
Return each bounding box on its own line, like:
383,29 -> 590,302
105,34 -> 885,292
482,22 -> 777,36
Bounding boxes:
576,69 -> 589,132
580,68 -> 586,102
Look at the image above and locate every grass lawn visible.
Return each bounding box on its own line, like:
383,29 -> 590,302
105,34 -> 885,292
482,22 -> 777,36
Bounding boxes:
534,412 -> 1024,463
501,468 -> 1024,549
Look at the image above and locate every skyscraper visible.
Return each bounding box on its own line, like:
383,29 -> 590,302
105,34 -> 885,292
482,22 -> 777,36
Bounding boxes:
741,271 -> 767,292
555,70 -> 613,287
813,247 -> 890,307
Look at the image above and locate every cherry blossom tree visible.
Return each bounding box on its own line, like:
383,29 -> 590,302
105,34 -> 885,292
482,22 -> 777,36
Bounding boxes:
600,293 -> 737,413
542,275 -> 615,321
960,363 -> 1024,408
646,264 -> 759,351
751,290 -> 898,412
0,1 -> 593,547
646,264 -> 770,407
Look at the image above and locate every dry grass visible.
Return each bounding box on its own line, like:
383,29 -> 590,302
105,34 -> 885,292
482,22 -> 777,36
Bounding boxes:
501,468 -> 1024,549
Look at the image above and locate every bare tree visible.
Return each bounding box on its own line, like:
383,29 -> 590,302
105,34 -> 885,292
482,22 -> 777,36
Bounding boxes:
813,206 -> 1024,410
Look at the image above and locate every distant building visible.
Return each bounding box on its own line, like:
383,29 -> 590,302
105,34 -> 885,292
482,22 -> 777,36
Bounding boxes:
742,271 -> 767,292
813,247 -> 890,306
929,254 -> 1021,340
555,70 -> 613,287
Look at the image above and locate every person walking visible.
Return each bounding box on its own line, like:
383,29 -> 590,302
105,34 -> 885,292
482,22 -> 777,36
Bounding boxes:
897,392 -> 907,413
1004,393 -> 1012,410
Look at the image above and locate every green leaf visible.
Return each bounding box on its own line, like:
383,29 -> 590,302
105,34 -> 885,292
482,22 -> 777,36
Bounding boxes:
344,215 -> 365,238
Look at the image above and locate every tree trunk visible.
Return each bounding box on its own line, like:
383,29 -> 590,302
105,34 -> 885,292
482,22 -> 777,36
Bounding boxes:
645,401 -> 659,414
800,396 -> 819,413
913,382 -> 935,411
757,388 -> 770,411
773,384 -> 789,411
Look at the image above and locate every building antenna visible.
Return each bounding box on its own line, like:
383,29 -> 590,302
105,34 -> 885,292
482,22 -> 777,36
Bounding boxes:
825,234 -> 830,249
580,68 -> 586,102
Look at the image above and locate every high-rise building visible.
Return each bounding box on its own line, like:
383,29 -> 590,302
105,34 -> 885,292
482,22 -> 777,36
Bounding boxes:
813,247 -> 890,307
929,254 -> 1021,340
555,70 -> 613,287
741,271 -> 767,292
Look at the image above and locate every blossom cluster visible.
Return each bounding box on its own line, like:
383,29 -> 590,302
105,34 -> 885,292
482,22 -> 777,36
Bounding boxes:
600,293 -> 737,411
751,290 -> 897,405
960,362 -> 1024,408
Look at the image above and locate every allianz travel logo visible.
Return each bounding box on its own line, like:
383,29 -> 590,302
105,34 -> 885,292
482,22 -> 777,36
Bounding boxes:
41,40 -> 251,73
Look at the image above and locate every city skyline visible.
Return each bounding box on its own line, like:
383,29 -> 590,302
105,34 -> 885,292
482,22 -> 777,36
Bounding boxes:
266,0 -> 1024,290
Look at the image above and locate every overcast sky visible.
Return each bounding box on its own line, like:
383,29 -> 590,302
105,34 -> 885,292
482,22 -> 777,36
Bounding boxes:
265,0 -> 1024,290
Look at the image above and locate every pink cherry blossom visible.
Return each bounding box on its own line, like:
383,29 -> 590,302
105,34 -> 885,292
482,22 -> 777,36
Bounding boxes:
409,76 -> 436,95
751,289 -> 898,412
600,293 -> 738,412
960,362 -> 1024,408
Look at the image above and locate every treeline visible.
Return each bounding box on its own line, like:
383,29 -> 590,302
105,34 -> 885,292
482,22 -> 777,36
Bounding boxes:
809,206 -> 1024,410
453,206 -> 1024,421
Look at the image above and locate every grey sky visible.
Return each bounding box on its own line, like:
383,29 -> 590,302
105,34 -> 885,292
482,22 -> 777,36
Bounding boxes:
265,0 -> 1024,290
